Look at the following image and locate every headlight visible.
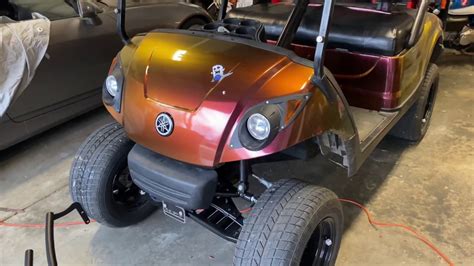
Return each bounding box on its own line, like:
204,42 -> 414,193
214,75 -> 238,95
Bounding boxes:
103,56 -> 124,112
105,75 -> 118,97
237,104 -> 281,151
247,113 -> 271,140
231,93 -> 312,151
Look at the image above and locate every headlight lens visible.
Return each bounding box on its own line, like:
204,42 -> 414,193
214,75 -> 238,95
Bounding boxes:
105,75 -> 118,97
247,113 -> 271,140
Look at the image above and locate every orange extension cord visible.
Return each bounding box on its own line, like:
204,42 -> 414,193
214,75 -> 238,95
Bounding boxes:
337,199 -> 454,266
0,199 -> 454,265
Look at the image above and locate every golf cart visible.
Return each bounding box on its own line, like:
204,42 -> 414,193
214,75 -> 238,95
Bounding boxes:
68,0 -> 442,264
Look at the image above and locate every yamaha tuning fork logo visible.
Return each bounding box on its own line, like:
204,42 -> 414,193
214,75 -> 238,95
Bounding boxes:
155,113 -> 174,136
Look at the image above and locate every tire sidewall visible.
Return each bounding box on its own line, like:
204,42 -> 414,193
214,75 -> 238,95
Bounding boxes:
234,180 -> 344,266
71,124 -> 157,227
291,198 -> 344,266
70,123 -> 121,203
418,72 -> 439,138
93,140 -> 155,226
390,64 -> 440,142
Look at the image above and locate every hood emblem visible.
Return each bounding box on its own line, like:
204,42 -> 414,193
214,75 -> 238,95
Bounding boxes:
155,113 -> 174,137
211,65 -> 233,83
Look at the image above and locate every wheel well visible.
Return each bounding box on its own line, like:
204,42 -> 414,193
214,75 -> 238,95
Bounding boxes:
430,37 -> 444,63
179,15 -> 211,29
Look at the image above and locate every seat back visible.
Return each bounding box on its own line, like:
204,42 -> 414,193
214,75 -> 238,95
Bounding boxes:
228,3 -> 417,56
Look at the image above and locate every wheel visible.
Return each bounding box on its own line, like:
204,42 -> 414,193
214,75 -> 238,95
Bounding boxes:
70,122 -> 156,227
234,179 -> 343,266
390,63 -> 439,142
180,17 -> 208,30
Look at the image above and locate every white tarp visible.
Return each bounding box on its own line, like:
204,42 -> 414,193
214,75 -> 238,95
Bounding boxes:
0,13 -> 50,116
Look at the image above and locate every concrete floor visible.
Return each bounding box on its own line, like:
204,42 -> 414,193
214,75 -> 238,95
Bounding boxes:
0,53 -> 473,265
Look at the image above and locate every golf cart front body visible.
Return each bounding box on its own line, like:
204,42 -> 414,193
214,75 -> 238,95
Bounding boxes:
67,0 -> 445,264
106,31 -> 355,168
106,10 -> 441,174
25,0 -> 445,264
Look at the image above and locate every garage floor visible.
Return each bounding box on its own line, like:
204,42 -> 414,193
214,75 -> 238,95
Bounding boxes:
1,54 -> 473,265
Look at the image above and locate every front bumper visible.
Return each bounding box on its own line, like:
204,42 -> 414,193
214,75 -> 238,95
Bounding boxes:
127,144 -> 218,210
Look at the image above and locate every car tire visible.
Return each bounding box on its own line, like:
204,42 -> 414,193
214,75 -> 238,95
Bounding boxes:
234,179 -> 343,266
180,17 -> 208,29
390,63 -> 440,142
70,122 -> 156,227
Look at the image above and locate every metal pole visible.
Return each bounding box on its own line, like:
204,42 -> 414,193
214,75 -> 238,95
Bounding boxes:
218,0 -> 229,20
408,0 -> 429,47
24,250 -> 33,266
45,212 -> 57,266
313,0 -> 336,80
276,0 -> 310,48
116,0 -> 131,45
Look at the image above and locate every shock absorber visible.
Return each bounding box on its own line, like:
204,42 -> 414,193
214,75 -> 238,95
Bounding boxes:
237,160 -> 257,203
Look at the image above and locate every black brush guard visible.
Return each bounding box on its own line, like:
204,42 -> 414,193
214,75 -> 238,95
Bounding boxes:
24,202 -> 90,266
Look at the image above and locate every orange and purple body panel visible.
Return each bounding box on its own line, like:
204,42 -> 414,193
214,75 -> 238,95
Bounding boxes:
105,11 -> 441,169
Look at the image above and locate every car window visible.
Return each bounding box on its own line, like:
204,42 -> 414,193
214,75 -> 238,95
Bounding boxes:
11,0 -> 79,21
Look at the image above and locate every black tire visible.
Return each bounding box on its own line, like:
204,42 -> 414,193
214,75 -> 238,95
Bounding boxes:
390,63 -> 439,142
180,17 -> 208,30
70,122 -> 156,227
234,179 -> 343,266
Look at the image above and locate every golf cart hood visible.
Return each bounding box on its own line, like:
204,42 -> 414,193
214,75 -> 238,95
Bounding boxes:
117,32 -> 315,167
137,32 -> 290,111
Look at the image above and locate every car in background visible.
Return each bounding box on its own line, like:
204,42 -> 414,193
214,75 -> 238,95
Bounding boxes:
0,0 -> 212,150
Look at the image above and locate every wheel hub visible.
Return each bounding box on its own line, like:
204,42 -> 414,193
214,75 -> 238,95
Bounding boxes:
111,167 -> 147,209
301,217 -> 337,266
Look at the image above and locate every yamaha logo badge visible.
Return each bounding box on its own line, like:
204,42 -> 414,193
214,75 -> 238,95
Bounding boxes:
155,113 -> 174,136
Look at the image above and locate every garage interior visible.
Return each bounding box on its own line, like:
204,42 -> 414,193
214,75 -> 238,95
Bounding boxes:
1,0 -> 473,265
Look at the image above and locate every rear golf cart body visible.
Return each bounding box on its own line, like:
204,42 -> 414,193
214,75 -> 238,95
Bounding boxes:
68,0 -> 443,265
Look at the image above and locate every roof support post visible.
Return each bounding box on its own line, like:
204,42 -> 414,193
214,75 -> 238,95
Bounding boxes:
116,0 -> 131,45
408,0 -> 429,47
313,0 -> 336,80
276,0 -> 310,48
218,0 -> 229,20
